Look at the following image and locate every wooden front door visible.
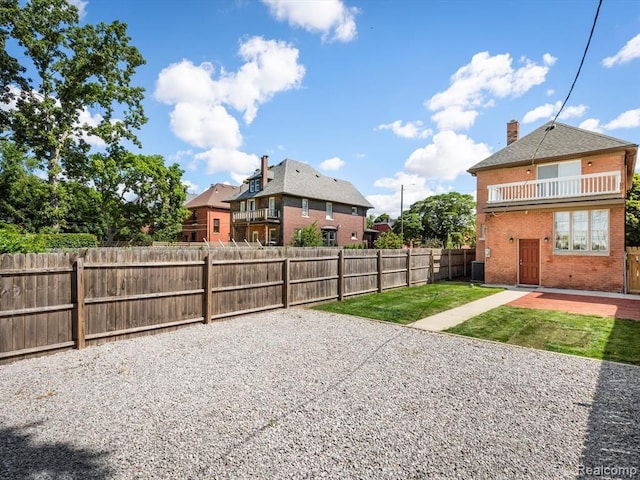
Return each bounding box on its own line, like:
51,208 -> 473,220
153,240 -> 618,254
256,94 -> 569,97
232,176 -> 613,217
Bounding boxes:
519,239 -> 539,285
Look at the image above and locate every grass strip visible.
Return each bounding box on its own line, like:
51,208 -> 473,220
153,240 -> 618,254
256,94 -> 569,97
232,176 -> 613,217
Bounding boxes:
446,306 -> 640,365
311,282 -> 501,325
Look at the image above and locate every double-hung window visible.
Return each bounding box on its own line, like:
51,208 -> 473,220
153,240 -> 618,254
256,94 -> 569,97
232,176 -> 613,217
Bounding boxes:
554,209 -> 608,253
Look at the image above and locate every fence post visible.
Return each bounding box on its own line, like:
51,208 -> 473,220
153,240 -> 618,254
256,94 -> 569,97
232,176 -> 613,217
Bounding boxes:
429,250 -> 434,284
448,249 -> 452,280
463,249 -> 467,278
338,250 -> 344,301
282,258 -> 290,308
72,258 -> 85,349
406,248 -> 412,287
203,255 -> 212,324
377,250 -> 383,293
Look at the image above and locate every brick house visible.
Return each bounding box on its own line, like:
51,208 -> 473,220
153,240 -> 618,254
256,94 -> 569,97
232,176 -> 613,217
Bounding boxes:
468,120 -> 637,293
226,156 -> 373,246
181,183 -> 240,244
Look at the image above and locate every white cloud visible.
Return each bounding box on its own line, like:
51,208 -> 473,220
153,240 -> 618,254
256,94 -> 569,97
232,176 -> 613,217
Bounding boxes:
404,130 -> 492,181
579,118 -> 603,133
155,36 -> 305,181
76,107 -> 106,147
368,173 -> 433,218
375,120 -> 432,139
182,180 -> 200,194
546,89 -> 555,96
193,149 -> 259,184
319,156 -> 345,171
602,33 -> 640,67
169,102 -> 241,149
425,52 -> 553,131
523,102 -> 587,123
262,0 -> 358,43
558,104 -> 587,120
430,107 -> 477,131
602,109 -> 640,130
67,0 -> 87,19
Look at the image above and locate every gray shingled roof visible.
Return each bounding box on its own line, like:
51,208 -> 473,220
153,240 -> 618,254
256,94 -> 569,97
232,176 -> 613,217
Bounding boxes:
228,159 -> 373,208
468,121 -> 637,173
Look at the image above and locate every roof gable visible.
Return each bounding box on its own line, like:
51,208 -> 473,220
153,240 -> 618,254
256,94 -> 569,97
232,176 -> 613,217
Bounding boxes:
185,183 -> 240,209
468,121 -> 637,173
230,159 -> 373,208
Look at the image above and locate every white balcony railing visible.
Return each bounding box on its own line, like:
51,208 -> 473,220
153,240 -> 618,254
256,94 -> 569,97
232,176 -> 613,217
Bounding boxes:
232,208 -> 280,222
487,171 -> 621,204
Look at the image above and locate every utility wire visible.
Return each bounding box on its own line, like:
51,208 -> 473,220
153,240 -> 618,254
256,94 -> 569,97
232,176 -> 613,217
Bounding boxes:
528,0 -> 603,166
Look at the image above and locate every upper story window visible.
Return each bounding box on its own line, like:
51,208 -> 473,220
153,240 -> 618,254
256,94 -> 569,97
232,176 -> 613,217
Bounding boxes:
326,202 -> 333,220
554,209 -> 608,253
302,198 -> 309,217
538,160 -> 581,197
249,179 -> 261,193
213,218 -> 220,233
352,206 -> 358,215
240,201 -> 246,212
247,199 -> 255,211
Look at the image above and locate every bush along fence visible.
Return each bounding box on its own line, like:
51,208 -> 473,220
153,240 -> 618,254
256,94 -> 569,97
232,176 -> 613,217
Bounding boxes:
0,247 -> 475,364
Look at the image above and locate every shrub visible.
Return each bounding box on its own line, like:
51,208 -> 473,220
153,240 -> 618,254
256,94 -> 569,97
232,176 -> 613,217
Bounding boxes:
43,233 -> 98,249
0,227 -> 46,253
374,231 -> 402,249
343,243 -> 365,249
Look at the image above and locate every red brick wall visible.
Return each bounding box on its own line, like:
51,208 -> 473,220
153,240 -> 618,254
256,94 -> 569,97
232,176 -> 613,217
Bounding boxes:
483,206 -> 625,292
282,204 -> 366,246
182,207 -> 231,243
473,153 -> 627,292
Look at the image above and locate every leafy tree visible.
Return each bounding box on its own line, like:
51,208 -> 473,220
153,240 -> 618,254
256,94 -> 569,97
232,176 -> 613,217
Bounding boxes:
411,192 -> 475,248
627,173 -> 640,246
392,211 -> 423,245
0,139 -> 52,231
374,213 -> 391,224
1,0 -> 146,228
76,148 -> 189,245
366,214 -> 375,228
291,221 -> 323,247
374,231 -> 402,249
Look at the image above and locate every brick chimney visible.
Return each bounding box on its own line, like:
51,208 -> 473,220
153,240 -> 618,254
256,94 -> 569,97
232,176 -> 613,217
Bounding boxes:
261,155 -> 269,189
507,120 -> 519,145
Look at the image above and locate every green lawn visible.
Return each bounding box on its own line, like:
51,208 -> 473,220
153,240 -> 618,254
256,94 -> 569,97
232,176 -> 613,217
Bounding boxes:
310,282 -> 502,325
446,306 -> 640,365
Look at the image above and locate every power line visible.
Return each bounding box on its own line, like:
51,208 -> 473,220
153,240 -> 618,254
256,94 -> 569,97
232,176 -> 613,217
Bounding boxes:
529,0 -> 603,165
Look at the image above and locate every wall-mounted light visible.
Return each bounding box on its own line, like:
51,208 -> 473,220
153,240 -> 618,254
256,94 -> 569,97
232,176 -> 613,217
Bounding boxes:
509,237 -> 514,244
587,161 -> 592,167
526,168 -> 531,175
544,236 -> 549,243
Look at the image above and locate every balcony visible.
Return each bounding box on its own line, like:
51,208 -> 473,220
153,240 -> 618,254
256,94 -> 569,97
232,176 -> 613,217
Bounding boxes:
232,208 -> 280,222
487,171 -> 621,204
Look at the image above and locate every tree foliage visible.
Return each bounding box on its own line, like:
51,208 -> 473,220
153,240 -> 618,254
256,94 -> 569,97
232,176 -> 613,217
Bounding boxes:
627,173 -> 640,246
374,231 -> 402,249
410,192 -> 475,248
392,211 -> 422,245
1,0 -> 146,227
76,148 -> 189,245
291,221 -> 324,247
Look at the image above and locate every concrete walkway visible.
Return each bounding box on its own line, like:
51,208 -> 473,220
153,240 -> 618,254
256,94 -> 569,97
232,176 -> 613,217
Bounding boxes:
409,289 -> 530,332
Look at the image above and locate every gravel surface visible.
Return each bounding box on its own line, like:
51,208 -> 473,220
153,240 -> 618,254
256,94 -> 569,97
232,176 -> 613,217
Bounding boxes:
1,309 -> 638,479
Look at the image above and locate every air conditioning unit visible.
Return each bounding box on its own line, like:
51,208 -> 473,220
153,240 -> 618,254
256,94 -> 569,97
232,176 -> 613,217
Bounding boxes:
471,261 -> 485,283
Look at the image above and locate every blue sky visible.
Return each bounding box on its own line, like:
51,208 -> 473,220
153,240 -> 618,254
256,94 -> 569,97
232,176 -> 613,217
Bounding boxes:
74,0 -> 639,217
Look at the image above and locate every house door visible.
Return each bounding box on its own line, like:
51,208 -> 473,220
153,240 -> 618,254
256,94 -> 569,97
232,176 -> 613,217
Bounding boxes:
519,239 -> 539,285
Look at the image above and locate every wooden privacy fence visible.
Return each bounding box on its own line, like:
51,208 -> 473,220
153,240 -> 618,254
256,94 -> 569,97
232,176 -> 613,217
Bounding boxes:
0,247 -> 474,363
628,247 -> 640,294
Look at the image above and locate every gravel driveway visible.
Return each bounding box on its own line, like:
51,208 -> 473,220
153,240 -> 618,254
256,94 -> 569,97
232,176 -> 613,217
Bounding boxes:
1,309 -> 638,479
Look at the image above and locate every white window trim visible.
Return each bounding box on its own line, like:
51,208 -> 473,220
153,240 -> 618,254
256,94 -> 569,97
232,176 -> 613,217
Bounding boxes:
326,202 -> 333,220
553,209 -> 609,256
301,198 -> 309,217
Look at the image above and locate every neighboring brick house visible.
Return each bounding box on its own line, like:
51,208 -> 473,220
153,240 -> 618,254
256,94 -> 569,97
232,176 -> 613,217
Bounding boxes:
181,183 -> 240,243
226,156 -> 373,246
468,120 -> 637,293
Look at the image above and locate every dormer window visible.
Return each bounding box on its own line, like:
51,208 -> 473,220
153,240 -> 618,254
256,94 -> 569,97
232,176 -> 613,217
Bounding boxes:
249,179 -> 261,193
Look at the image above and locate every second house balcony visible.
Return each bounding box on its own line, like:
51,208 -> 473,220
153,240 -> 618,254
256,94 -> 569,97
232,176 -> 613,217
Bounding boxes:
232,208 -> 281,223
487,171 -> 622,205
